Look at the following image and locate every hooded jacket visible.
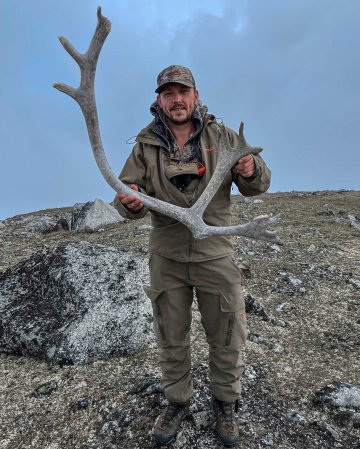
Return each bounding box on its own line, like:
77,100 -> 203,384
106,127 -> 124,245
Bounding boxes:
114,108 -> 271,262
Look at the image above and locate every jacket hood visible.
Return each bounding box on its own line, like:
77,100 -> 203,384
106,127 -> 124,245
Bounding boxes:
136,101 -> 215,148
149,100 -> 209,135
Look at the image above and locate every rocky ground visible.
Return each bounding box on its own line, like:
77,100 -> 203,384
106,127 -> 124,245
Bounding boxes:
0,190 -> 359,449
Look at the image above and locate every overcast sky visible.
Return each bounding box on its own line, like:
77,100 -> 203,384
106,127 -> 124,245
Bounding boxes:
1,0 -> 359,220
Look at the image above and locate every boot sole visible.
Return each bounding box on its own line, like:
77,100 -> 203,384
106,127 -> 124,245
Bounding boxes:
216,431 -> 239,447
153,434 -> 175,446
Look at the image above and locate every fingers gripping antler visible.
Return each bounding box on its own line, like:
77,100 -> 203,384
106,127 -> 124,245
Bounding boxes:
54,7 -> 281,243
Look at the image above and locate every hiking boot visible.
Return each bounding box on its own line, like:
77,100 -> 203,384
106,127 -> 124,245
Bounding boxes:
212,396 -> 239,447
153,401 -> 190,446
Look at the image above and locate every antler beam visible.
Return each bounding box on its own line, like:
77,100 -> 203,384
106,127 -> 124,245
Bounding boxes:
54,7 -> 281,243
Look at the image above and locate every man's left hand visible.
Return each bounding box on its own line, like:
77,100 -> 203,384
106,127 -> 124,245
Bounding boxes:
234,155 -> 255,178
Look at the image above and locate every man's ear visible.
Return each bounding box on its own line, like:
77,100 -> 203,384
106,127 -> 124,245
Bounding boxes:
156,94 -> 162,108
195,89 -> 200,105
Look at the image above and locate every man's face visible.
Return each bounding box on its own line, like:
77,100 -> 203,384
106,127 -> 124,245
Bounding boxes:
157,83 -> 199,126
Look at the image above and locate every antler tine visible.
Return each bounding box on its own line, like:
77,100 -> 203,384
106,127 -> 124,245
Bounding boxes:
85,7 -> 111,66
53,9 -> 191,223
58,36 -> 84,67
55,8 -> 281,244
238,121 -> 246,147
53,81 -> 77,99
190,122 -> 262,217
203,214 -> 282,243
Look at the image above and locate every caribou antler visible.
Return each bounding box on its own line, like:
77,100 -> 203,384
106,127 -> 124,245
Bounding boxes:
54,7 -> 281,243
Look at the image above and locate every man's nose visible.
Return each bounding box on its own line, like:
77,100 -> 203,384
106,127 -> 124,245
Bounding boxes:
173,92 -> 183,102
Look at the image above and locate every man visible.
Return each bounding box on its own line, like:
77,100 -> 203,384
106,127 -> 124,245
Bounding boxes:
114,65 -> 271,447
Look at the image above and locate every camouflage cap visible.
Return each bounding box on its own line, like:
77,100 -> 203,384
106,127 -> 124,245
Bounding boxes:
155,65 -> 196,93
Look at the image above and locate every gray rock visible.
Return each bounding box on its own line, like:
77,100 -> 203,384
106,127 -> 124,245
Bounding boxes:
248,334 -> 284,353
245,294 -> 269,321
243,197 -> 264,204
4,214 -> 69,234
286,411 -> 305,423
349,278 -> 360,289
192,411 -> 212,429
32,380 -> 58,397
270,244 -> 281,253
314,381 -> 360,408
261,433 -> 274,446
0,241 -> 153,367
68,398 -> 90,415
272,286 -> 290,294
71,198 -> 124,232
317,420 -> 340,440
244,365 -> 258,381
101,420 -> 119,434
287,275 -> 303,288
322,204 -> 336,216
137,244 -> 149,254
333,411 -> 360,428
279,270 -> 304,290
274,303 -> 286,312
271,318 -> 288,328
135,224 -> 152,232
347,214 -> 360,229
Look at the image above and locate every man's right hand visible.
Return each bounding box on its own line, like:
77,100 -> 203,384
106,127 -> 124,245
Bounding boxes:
116,184 -> 144,212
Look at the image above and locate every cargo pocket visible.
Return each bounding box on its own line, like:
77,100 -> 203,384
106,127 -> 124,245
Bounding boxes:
143,285 -> 166,343
219,291 -> 248,348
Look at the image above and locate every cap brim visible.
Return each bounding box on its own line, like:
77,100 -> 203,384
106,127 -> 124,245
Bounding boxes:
155,80 -> 195,93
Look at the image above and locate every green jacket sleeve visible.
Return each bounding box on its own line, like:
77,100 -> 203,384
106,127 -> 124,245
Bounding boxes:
113,143 -> 150,220
227,128 -> 271,196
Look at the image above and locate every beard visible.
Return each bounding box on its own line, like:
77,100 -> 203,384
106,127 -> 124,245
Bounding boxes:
164,104 -> 196,125
166,114 -> 192,125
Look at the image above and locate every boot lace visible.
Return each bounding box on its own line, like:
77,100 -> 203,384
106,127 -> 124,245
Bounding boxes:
218,399 -> 239,432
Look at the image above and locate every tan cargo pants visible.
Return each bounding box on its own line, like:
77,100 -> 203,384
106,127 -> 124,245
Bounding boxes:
144,253 -> 248,404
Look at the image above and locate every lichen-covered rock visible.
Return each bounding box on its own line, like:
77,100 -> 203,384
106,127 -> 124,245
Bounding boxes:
317,420 -> 340,440
314,382 -> 360,408
347,214 -> 360,229
333,411 -> 360,429
245,293 -> 269,321
0,241 -> 153,367
4,214 -> 70,234
71,198 -> 124,232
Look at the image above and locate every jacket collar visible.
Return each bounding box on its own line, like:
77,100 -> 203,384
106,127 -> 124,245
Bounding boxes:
135,103 -> 217,148
137,102 -> 209,149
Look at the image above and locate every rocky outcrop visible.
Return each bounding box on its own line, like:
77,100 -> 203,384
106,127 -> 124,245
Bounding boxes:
0,241 -> 153,367
3,213 -> 70,235
71,198 -> 125,232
